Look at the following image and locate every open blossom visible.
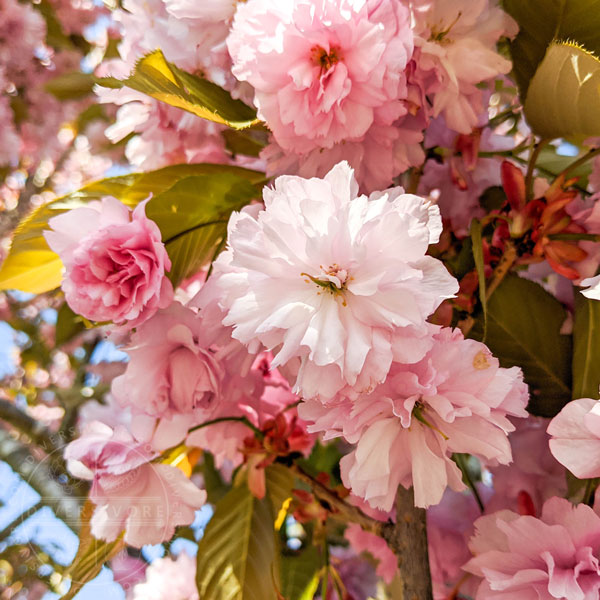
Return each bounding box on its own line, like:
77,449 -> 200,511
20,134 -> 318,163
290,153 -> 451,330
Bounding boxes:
97,0 -> 238,170
228,0 -> 414,153
548,398 -> 600,479
198,161 -> 458,400
112,302 -> 224,429
580,275 -> 600,301
65,421 -> 206,547
488,417 -> 567,516
410,0 -> 516,134
464,497 -> 600,600
345,523 -> 397,584
44,197 -> 173,326
302,326 -> 528,509
132,552 -> 198,600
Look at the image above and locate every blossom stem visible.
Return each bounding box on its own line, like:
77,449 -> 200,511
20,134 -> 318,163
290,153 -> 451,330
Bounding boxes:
187,416 -> 264,440
558,146 -> 600,179
525,138 -> 550,201
453,453 -> 484,513
381,486 -> 433,600
288,463 -> 384,535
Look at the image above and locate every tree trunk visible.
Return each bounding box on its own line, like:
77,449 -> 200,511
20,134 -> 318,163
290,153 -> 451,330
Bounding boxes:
382,486 -> 433,600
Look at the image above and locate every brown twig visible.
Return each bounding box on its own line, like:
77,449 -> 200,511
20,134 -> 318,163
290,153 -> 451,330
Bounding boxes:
289,463 -> 384,535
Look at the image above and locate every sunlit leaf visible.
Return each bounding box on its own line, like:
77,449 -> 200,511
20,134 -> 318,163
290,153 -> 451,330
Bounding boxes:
196,484 -> 279,600
61,500 -> 124,600
98,49 -> 259,129
280,546 -> 321,600
0,163 -> 264,294
146,173 -> 260,286
470,274 -> 572,416
265,464 -> 295,530
524,42 -> 600,140
503,0 -> 600,98
572,292 -> 600,399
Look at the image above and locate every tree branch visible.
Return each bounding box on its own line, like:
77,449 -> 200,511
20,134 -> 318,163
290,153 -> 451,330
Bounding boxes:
381,486 -> 433,600
289,463 -> 384,535
0,428 -> 82,532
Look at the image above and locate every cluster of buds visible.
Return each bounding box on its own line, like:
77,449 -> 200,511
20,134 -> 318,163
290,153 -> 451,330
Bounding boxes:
243,412 -> 313,499
494,161 -> 587,279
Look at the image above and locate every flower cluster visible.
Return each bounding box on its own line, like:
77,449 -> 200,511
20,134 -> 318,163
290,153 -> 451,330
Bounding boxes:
8,0 -> 600,597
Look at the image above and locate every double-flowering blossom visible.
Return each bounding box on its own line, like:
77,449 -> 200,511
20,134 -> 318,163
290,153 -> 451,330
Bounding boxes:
199,161 -> 458,401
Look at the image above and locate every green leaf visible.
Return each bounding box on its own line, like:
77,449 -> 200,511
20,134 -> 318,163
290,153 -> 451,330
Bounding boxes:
470,274 -> 572,417
196,484 -> 279,600
61,500 -> 124,600
0,163 -> 264,294
503,0 -> 600,99
222,128 -> 268,158
55,302 -> 86,347
265,464 -> 295,528
280,546 -> 321,600
45,72 -> 96,100
200,452 -> 230,504
98,49 -> 259,129
572,292 -> 600,399
298,440 -> 343,485
524,42 -> 600,140
535,145 -> 591,189
470,219 -> 487,339
146,174 -> 259,286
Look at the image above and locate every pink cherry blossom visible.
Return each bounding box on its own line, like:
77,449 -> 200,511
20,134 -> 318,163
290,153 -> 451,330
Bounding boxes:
197,162 -> 458,401
111,302 -> 224,431
345,523 -> 397,584
580,275 -> 600,301
97,0 -> 239,171
464,496 -> 600,600
548,398 -> 600,479
409,0 -> 516,134
186,352 -> 310,469
428,488 -> 488,600
65,421 -> 206,547
302,326 -> 528,509
488,417 -> 567,516
44,196 -> 173,326
227,0 -> 414,153
131,552 -> 198,600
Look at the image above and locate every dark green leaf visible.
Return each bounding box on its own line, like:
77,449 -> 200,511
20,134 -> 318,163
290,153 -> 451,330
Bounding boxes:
280,546 -> 321,600
470,219 -> 487,339
479,186 -> 506,212
223,128 -> 268,158
146,174 -> 259,286
298,440 -> 343,486
98,49 -> 259,129
572,292 -> 600,399
196,484 -> 279,600
470,274 -> 572,416
55,302 -> 85,347
200,452 -> 229,504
